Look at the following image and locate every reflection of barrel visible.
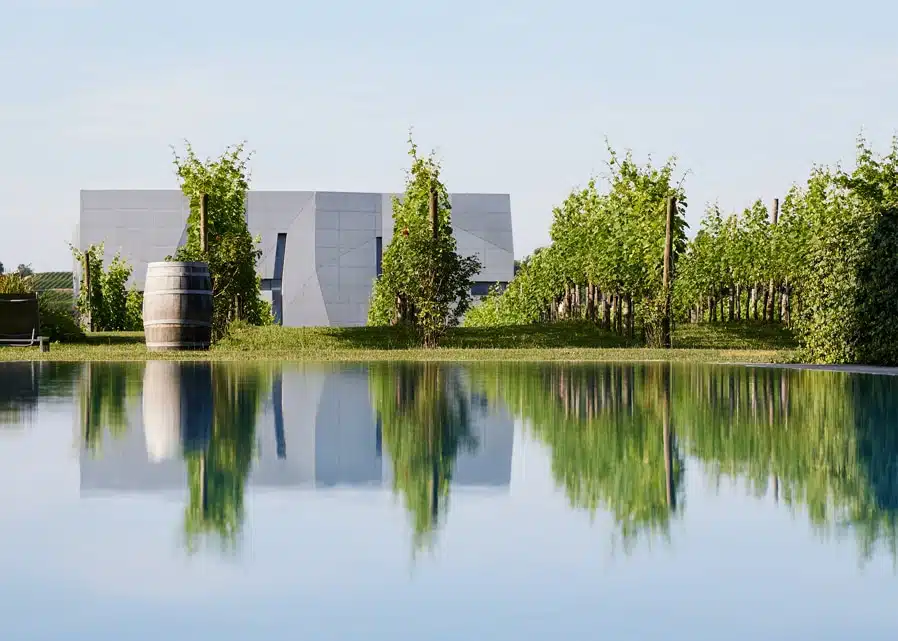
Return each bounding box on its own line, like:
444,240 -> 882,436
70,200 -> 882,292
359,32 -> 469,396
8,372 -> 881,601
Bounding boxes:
142,361 -> 213,462
142,262 -> 213,351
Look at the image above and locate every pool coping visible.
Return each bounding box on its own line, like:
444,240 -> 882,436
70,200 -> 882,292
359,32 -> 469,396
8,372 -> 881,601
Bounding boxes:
743,363 -> 898,376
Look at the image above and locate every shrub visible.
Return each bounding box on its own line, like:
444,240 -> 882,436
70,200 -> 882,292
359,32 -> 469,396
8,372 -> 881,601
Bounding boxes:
39,293 -> 84,342
124,286 -> 144,331
791,138 -> 898,365
0,272 -> 34,294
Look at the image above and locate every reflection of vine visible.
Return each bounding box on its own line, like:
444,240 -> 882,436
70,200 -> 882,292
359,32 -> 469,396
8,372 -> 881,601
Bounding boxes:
473,363 -> 684,555
369,363 -> 478,555
676,365 -> 898,567
475,362 -> 898,565
80,362 -> 142,456
183,363 -> 270,555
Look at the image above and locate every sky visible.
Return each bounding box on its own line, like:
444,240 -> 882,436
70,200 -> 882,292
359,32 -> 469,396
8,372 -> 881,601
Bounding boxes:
1,0 -> 897,272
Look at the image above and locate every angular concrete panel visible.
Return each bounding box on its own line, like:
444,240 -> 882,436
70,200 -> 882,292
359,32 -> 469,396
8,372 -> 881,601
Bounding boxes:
316,191 -> 379,213
282,199 -> 329,327
78,188 -> 514,327
338,211 -> 377,231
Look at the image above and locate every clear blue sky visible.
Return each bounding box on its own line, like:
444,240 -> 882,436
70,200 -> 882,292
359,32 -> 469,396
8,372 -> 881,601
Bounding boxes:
2,0 -> 896,271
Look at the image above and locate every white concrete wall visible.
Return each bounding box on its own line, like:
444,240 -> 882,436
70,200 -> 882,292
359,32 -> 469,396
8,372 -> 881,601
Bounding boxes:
78,189 -> 514,327
78,190 -> 190,290
449,194 -> 515,285
246,191 -> 315,282
313,192 -> 381,327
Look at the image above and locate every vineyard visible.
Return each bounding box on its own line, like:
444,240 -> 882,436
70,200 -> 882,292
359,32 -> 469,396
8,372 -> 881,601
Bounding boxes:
465,136 -> 898,365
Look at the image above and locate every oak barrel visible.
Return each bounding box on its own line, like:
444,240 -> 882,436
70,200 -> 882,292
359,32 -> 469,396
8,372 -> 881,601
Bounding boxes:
142,262 -> 213,351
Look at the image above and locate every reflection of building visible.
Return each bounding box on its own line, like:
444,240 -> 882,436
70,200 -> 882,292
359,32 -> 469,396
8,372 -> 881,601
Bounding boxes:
79,366 -> 514,495
74,190 -> 514,327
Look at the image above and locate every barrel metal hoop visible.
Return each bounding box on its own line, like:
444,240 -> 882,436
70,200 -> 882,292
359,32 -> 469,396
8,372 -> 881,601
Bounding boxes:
143,289 -> 212,296
146,261 -> 209,269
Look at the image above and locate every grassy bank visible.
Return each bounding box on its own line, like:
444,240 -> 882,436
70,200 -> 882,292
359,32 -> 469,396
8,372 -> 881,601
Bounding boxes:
0,322 -> 798,363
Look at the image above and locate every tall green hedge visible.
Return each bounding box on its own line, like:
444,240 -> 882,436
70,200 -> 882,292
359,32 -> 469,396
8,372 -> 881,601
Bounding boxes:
792,138 -> 898,364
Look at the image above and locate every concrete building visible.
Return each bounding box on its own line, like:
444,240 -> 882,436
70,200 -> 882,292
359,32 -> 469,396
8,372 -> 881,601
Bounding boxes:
74,190 -> 514,327
79,364 -> 515,495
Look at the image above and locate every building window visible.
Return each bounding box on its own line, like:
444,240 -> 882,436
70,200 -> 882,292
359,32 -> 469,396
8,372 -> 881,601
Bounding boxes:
376,236 -> 383,276
376,416 -> 382,457
261,233 -> 288,325
470,281 -> 506,297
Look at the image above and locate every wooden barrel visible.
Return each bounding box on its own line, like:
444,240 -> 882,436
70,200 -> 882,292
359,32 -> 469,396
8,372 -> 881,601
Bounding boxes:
142,262 -> 213,351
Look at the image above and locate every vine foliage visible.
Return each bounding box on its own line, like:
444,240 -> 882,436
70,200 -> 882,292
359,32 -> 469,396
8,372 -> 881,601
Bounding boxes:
70,243 -> 142,331
675,135 -> 898,365
169,141 -> 271,341
465,144 -> 687,346
368,135 -> 481,347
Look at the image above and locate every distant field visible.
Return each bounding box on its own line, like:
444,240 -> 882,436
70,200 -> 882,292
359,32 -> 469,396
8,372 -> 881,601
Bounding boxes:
33,272 -> 74,291
0,321 -> 798,363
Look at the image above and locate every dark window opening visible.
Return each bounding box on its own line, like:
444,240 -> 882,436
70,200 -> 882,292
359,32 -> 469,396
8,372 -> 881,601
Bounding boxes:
470,281 -> 507,297
261,233 -> 288,325
375,236 -> 383,276
375,415 -> 382,457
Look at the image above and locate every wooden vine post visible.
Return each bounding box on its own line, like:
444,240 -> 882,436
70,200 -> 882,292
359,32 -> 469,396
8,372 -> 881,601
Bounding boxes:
199,193 -> 209,254
661,196 -> 676,348
766,197 -> 779,321
83,251 -> 93,332
429,184 -> 439,241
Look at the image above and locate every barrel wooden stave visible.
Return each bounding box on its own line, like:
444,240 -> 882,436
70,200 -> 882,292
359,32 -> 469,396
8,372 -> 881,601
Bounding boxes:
142,262 -> 213,351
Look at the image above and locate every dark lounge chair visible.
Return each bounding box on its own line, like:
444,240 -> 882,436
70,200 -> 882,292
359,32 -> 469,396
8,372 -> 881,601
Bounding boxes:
0,293 -> 49,351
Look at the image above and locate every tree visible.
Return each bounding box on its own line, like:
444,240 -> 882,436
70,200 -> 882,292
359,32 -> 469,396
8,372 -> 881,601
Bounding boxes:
170,141 -> 271,342
0,261 -> 4,275
16,264 -> 33,277
367,134 -> 481,347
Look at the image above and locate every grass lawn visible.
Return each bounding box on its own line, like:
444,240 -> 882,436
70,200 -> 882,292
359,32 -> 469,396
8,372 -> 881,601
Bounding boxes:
0,321 -> 799,363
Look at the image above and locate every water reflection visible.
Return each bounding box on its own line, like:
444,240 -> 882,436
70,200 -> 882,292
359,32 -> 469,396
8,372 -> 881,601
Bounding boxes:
183,364 -> 267,553
4,360 -> 897,566
674,365 -> 898,564
369,363 -> 480,552
475,362 -> 898,564
0,361 -> 38,426
78,362 -> 143,455
73,361 -> 513,555
472,363 -> 685,553
0,361 -> 79,424
142,361 -> 213,461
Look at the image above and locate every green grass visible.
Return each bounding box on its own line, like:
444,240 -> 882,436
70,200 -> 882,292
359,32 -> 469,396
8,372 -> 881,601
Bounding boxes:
0,321 -> 799,363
